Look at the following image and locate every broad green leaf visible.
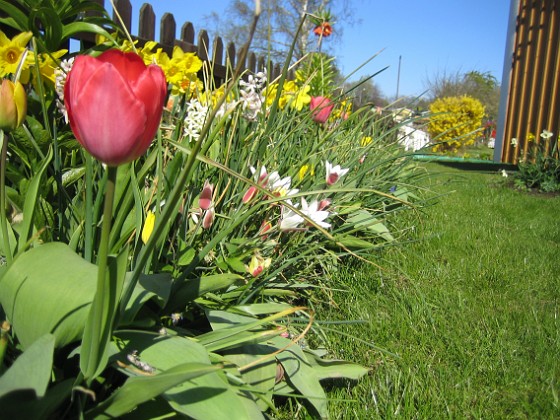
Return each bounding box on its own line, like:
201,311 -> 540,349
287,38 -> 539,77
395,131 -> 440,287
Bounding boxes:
172,273 -> 244,304
0,333 -> 54,398
223,343 -> 277,411
87,363 -> 222,419
0,242 -> 96,349
346,210 -> 395,242
115,331 -> 262,419
120,272 -> 172,325
271,336 -> 328,418
61,22 -> 117,45
0,2 -> 27,30
303,349 -> 370,381
233,303 -> 294,316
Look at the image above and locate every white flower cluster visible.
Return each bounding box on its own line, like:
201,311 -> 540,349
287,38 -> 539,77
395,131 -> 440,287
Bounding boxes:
54,57 -> 75,124
238,70 -> 267,121
183,99 -> 209,140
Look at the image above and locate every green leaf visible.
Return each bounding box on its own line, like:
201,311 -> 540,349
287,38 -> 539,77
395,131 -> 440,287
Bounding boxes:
0,2 -> 27,31
61,22 -> 117,45
271,336 -> 328,418
81,247 -> 128,381
177,246 -> 195,266
17,147 -> 52,254
0,242 -> 96,349
115,331 -> 262,419
346,210 -> 395,242
87,363 -> 222,419
120,272 -> 172,325
223,344 -> 277,411
303,349 -> 370,381
0,219 -> 16,258
0,333 -> 54,398
172,273 -> 244,304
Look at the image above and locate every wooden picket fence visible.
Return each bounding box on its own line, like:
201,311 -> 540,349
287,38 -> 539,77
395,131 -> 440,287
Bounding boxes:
83,0 -> 285,86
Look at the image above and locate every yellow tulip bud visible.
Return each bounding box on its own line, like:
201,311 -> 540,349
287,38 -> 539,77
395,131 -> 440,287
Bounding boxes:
141,211 -> 155,244
0,79 -> 27,132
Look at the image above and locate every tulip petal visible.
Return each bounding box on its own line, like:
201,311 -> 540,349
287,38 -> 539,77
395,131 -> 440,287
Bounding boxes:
67,61 -> 148,165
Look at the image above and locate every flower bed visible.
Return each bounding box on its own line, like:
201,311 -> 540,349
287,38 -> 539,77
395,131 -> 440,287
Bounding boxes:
0,2 -> 424,417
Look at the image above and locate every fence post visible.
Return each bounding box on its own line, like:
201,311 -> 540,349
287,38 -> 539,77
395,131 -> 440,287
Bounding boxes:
160,12 -> 176,50
138,3 -> 155,41
113,0 -> 132,33
197,29 -> 210,62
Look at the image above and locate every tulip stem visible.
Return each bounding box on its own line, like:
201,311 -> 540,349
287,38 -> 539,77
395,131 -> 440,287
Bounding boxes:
80,165 -> 118,383
97,165 -> 117,296
0,130 -> 12,265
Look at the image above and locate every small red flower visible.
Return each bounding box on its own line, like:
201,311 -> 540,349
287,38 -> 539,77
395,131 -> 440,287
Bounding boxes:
313,22 -> 333,37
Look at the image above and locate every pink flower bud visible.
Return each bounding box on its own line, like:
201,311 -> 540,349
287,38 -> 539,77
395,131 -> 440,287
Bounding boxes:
202,208 -> 215,229
310,96 -> 334,124
199,180 -> 213,210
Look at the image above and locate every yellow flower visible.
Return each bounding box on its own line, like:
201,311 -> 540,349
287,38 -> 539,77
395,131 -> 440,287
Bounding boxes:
36,49 -> 67,86
360,136 -> 372,147
0,78 -> 27,132
141,211 -> 156,245
0,30 -> 34,82
298,164 -> 314,181
247,254 -> 272,277
291,84 -> 311,111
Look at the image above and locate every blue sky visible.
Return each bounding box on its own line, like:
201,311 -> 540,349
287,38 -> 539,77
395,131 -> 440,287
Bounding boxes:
122,0 -> 511,98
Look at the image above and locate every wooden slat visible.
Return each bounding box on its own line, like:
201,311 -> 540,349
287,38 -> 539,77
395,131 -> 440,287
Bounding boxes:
113,0 -> 132,33
138,3 -> 155,41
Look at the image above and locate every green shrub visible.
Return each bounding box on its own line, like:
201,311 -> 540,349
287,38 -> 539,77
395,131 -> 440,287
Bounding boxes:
428,95 -> 485,152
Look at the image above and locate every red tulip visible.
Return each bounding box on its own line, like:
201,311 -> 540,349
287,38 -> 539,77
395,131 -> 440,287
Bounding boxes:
64,49 -> 167,166
310,96 -> 334,124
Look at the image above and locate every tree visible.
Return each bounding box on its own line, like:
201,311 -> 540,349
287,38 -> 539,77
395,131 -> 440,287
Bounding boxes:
205,0 -> 355,65
343,76 -> 387,109
425,70 -> 500,119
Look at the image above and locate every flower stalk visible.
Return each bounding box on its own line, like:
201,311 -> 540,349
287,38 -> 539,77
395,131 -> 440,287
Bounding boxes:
0,130 -> 12,265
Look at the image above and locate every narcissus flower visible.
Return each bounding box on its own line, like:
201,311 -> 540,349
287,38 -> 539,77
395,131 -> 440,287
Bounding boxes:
325,160 -> 349,185
64,49 -> 167,166
310,96 -> 334,124
0,78 -> 26,132
141,210 -> 156,244
0,30 -> 33,82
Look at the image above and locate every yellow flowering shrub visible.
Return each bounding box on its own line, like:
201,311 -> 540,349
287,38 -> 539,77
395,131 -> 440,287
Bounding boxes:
428,95 -> 485,152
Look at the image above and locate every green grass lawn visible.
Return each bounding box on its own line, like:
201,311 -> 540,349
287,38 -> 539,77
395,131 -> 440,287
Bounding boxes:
322,163 -> 560,418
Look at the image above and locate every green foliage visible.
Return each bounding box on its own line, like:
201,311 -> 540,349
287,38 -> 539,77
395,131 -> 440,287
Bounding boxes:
428,95 -> 485,153
0,2 -> 423,418
514,133 -> 560,192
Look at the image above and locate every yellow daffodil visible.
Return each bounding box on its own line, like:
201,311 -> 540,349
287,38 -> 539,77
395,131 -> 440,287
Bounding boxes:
141,211 -> 156,244
0,30 -> 34,82
36,49 -> 67,86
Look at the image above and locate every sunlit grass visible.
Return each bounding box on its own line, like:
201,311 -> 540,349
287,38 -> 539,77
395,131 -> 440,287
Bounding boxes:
322,163 -> 560,418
